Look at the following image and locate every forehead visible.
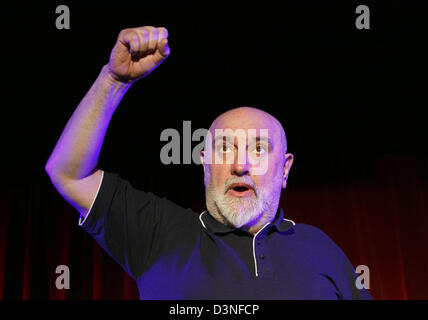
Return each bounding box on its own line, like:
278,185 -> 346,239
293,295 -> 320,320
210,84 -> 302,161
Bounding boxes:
209,108 -> 283,143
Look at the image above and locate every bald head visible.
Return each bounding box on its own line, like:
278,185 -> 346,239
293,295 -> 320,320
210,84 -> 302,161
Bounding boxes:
208,106 -> 287,155
201,106 -> 294,234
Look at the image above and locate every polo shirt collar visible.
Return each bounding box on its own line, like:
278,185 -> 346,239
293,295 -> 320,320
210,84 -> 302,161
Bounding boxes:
200,210 -> 238,234
273,208 -> 296,232
200,207 -> 295,235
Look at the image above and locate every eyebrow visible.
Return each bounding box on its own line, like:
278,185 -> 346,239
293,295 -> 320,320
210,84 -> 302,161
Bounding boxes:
213,135 -> 274,148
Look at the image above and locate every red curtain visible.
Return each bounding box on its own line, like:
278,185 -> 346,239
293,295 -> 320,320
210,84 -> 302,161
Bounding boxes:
1,154 -> 427,299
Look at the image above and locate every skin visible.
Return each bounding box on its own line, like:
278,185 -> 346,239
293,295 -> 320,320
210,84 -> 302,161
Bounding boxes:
45,26 -> 170,217
201,107 -> 294,235
46,26 -> 293,237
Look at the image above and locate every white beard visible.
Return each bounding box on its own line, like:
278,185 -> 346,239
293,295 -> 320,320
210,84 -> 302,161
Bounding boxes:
205,170 -> 282,229
214,188 -> 266,228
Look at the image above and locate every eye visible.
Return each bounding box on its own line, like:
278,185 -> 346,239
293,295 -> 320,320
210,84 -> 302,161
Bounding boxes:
252,144 -> 267,155
219,144 -> 232,154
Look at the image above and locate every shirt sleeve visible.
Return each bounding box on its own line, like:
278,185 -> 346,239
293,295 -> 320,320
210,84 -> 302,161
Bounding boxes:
340,249 -> 373,300
78,171 -> 105,227
317,227 -> 373,300
78,171 -> 195,280
296,224 -> 373,300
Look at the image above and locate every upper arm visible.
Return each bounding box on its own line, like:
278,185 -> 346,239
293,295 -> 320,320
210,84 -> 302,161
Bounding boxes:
47,169 -> 104,219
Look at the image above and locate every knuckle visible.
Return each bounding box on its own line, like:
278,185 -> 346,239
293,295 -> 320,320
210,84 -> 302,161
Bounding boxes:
143,26 -> 155,33
120,29 -> 138,42
158,27 -> 168,35
129,31 -> 139,43
118,28 -> 128,38
151,28 -> 159,38
157,27 -> 168,39
140,28 -> 149,38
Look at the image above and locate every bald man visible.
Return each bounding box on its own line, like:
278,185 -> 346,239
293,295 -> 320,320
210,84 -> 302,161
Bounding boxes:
46,26 -> 372,299
202,107 -> 292,235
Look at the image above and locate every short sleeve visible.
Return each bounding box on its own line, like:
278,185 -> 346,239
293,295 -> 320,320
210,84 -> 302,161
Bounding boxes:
312,225 -> 373,300
78,171 -> 105,227
79,171 -> 196,280
339,249 -> 373,300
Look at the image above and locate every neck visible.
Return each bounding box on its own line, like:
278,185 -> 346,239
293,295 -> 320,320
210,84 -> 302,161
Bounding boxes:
245,224 -> 266,235
243,213 -> 274,235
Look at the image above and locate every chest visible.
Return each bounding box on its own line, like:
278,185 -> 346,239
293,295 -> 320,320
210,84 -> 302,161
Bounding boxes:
137,231 -> 340,299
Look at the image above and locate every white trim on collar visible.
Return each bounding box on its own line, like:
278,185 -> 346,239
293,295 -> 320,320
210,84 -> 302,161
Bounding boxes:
199,211 -> 208,230
283,218 -> 296,226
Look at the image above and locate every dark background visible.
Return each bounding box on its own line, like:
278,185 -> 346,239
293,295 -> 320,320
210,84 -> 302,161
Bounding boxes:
0,0 -> 427,299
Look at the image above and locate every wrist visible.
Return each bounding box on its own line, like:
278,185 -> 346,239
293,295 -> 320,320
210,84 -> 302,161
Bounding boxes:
101,65 -> 134,87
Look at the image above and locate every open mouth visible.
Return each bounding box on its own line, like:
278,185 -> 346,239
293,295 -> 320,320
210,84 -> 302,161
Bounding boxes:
227,183 -> 254,197
233,186 -> 250,192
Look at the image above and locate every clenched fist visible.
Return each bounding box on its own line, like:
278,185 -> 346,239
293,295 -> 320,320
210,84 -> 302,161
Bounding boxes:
107,26 -> 170,83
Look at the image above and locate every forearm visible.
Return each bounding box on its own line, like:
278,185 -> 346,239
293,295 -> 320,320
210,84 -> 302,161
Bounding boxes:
46,64 -> 131,182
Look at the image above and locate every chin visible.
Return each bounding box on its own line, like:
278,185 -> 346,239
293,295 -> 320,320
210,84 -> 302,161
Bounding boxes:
221,205 -> 263,229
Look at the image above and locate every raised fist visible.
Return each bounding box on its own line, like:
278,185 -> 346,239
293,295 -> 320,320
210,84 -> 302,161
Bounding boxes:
107,26 -> 170,83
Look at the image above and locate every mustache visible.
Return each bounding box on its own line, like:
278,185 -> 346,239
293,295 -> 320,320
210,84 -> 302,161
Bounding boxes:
223,176 -> 258,197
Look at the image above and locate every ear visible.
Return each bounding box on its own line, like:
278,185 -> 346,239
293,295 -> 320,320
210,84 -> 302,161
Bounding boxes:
282,153 -> 294,189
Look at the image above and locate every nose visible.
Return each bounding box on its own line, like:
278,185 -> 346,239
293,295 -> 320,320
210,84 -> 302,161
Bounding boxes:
231,151 -> 250,176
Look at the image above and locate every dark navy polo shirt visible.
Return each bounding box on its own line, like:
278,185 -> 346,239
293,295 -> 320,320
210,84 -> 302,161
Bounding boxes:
80,171 -> 372,300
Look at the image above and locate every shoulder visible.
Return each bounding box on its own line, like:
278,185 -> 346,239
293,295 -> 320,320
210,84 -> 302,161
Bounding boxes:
292,223 -> 331,238
291,223 -> 344,254
100,171 -> 200,227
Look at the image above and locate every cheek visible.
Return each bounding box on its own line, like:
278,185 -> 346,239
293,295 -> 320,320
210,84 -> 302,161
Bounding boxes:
268,155 -> 285,177
208,165 -> 229,187
257,166 -> 282,189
